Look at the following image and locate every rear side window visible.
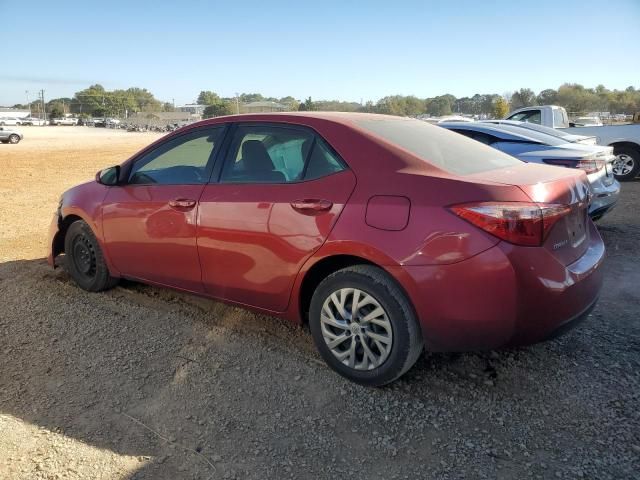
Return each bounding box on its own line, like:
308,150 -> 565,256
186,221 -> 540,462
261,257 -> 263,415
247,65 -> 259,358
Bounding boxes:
355,118 -> 520,175
220,125 -> 345,183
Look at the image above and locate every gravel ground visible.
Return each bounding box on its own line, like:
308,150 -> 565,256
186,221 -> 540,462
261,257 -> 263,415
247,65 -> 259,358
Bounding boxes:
0,127 -> 639,479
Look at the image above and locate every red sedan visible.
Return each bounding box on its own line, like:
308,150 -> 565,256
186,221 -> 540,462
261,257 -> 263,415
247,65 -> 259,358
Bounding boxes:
48,113 -> 604,386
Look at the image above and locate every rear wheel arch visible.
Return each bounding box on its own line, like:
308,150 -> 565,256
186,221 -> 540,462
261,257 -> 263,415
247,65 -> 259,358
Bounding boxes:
298,254 -> 418,329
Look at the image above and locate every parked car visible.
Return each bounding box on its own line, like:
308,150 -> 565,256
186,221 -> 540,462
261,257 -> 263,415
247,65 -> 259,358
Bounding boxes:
19,117 -> 48,126
48,113 -> 604,386
573,116 -> 603,127
440,121 -> 619,221
0,127 -> 23,144
505,105 -> 640,180
0,117 -> 24,126
51,117 -> 78,126
481,119 -> 596,145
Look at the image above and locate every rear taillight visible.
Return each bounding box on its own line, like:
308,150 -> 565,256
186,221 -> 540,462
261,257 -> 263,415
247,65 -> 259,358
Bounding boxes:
543,158 -> 604,174
450,202 -> 571,246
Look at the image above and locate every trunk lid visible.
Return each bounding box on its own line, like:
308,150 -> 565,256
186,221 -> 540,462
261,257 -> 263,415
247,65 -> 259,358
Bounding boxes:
467,163 -> 591,265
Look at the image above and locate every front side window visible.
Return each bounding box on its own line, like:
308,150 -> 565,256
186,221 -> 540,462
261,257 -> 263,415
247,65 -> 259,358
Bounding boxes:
129,127 -> 224,185
220,125 -> 345,183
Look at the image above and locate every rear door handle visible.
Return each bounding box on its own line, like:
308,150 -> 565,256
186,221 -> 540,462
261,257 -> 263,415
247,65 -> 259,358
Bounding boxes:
169,198 -> 196,209
290,199 -> 333,214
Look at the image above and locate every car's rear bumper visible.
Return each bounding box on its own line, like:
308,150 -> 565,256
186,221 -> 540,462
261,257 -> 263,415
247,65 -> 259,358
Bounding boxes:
391,221 -> 604,352
589,178 -> 620,220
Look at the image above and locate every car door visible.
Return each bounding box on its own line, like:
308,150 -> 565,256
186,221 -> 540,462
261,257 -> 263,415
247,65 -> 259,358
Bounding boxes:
101,126 -> 227,291
197,123 -> 356,312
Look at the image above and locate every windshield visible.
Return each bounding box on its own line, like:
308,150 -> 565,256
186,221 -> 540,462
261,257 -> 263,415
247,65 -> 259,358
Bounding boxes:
355,117 -> 521,175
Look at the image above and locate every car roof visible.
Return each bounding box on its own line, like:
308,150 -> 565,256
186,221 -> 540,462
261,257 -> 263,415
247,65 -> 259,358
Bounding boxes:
193,111 -> 410,130
438,121 -> 539,142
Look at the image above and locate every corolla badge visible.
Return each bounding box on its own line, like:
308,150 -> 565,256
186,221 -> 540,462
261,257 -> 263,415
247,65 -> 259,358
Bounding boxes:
553,239 -> 569,250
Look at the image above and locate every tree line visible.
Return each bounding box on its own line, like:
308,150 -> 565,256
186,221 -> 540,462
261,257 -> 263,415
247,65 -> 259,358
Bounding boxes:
9,83 -> 640,119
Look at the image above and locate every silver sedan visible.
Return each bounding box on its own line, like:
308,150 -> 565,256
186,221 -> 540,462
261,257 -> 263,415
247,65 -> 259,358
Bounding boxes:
0,127 -> 24,144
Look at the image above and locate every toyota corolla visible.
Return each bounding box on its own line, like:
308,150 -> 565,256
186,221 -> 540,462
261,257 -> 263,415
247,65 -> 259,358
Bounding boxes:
48,113 -> 604,386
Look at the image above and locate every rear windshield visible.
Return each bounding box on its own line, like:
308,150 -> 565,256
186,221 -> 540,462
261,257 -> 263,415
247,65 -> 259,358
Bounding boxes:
505,121 -> 572,139
355,117 -> 521,175
486,124 -> 568,146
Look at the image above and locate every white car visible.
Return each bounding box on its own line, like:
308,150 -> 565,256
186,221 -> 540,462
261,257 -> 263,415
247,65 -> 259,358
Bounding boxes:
51,117 -> 78,126
505,105 -> 640,180
574,116 -> 603,127
0,117 -> 24,126
20,117 -> 48,126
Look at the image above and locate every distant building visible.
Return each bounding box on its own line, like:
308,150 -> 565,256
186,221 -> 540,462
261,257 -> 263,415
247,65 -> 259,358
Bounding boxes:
241,101 -> 288,113
177,104 -> 206,115
0,108 -> 30,119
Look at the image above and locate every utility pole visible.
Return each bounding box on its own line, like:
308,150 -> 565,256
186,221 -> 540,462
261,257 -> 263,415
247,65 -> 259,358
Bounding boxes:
40,90 -> 46,123
235,92 -> 240,114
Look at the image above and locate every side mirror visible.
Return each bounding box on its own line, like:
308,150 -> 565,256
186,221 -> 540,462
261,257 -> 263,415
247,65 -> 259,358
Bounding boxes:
96,165 -> 121,186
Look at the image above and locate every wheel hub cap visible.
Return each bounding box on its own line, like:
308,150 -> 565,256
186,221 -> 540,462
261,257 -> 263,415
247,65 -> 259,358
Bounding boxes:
320,288 -> 393,371
612,154 -> 634,176
72,235 -> 96,276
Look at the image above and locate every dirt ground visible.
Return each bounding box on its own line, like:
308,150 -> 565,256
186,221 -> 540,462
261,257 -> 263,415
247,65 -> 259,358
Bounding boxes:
0,127 -> 639,479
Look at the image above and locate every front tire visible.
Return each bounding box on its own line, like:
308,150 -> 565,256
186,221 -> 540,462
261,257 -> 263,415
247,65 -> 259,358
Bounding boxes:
64,220 -> 118,292
612,146 -> 640,181
309,265 -> 423,387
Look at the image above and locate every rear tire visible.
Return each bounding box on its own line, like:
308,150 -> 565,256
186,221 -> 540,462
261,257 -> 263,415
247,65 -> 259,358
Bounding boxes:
8,134 -> 20,144
612,146 -> 640,181
64,220 -> 118,292
309,265 -> 423,387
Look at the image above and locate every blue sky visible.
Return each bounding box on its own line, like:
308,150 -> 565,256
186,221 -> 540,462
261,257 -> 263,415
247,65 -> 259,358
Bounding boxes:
2,0 -> 639,106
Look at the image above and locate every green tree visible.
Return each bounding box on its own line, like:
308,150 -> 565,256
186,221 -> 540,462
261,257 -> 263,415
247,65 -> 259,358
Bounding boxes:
510,88 -> 537,109
162,102 -> 175,112
298,97 -> 316,111
426,96 -> 452,116
73,84 -> 107,116
203,101 -> 234,118
239,93 -> 264,103
536,88 -> 558,105
197,91 -> 220,105
49,102 -> 65,119
492,97 -> 509,118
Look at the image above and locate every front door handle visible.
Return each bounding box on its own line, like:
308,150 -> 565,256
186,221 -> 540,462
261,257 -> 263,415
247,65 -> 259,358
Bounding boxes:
169,198 -> 196,209
290,199 -> 333,214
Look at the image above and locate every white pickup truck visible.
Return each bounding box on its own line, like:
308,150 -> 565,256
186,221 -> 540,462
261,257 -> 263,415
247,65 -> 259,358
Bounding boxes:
506,105 -> 640,181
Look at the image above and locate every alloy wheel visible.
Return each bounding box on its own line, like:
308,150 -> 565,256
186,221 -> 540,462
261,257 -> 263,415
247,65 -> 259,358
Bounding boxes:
612,154 -> 635,176
320,288 -> 393,371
